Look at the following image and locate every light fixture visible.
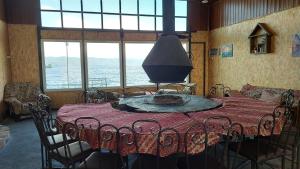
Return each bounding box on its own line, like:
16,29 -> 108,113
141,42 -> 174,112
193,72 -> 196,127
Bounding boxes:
201,0 -> 208,3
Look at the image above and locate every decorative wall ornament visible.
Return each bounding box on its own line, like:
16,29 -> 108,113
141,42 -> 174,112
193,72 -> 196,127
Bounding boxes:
249,23 -> 273,54
221,44 -> 233,58
292,33 -> 300,57
209,48 -> 219,57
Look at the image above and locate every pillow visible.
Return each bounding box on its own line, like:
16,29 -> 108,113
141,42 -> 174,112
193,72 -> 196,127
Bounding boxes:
240,84 -> 257,96
259,90 -> 282,104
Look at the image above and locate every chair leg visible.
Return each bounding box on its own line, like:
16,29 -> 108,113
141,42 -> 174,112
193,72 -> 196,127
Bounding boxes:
41,144 -> 45,169
297,146 -> 300,169
251,161 -> 258,169
292,148 -> 295,169
282,156 -> 286,169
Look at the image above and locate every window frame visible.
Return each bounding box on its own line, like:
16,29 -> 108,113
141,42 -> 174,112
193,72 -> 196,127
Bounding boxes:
41,39 -> 85,92
39,0 -> 188,32
123,41 -> 156,88
84,40 -> 123,90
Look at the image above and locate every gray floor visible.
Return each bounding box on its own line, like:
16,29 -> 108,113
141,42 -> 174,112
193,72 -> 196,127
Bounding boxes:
0,117 -> 292,169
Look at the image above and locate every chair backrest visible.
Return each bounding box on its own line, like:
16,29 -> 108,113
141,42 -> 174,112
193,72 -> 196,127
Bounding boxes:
118,126 -> 137,169
204,116 -> 232,169
184,122 -> 207,169
61,122 -> 84,158
209,84 -> 231,97
75,117 -> 101,147
29,104 -> 57,148
223,122 -> 244,169
132,119 -> 162,169
281,89 -> 295,118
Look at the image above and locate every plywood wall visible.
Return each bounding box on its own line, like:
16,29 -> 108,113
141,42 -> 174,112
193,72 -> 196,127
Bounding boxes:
0,0 -> 11,120
8,24 -> 40,85
209,6 -> 300,91
190,31 -> 209,96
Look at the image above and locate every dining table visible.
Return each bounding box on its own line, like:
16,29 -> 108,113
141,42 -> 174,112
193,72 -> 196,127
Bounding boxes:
56,93 -> 285,157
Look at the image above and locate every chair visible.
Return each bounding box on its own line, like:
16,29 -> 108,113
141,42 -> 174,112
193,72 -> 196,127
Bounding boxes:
76,118 -> 122,169
30,104 -> 70,169
131,119 -> 180,169
31,107 -> 93,169
230,113 -> 286,169
85,90 -> 120,103
4,82 -> 51,119
178,116 -> 242,169
208,84 -> 231,97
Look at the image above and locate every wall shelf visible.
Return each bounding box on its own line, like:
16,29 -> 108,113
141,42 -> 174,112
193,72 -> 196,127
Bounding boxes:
249,23 -> 273,54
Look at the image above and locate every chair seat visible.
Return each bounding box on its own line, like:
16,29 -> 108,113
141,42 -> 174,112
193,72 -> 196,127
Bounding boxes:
277,129 -> 300,148
131,154 -> 178,169
50,141 -> 93,164
78,152 -> 122,169
47,134 -> 74,148
230,139 -> 284,162
177,154 -> 227,169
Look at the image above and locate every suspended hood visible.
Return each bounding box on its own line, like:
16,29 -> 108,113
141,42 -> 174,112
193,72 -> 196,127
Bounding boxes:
142,0 -> 193,83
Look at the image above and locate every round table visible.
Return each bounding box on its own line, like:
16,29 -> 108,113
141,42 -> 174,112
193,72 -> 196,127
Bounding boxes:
56,95 -> 284,157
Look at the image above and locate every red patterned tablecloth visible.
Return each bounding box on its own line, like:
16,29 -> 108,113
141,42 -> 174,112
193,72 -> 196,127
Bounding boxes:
56,95 -> 284,157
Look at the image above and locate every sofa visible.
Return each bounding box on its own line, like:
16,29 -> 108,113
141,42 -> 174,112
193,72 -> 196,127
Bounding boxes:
237,84 -> 300,106
4,82 -> 51,119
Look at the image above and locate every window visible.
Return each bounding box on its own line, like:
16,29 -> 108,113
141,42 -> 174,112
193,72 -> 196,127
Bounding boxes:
86,42 -> 121,88
42,41 -> 83,90
40,0 -> 187,32
125,43 -> 154,86
41,40 -> 189,90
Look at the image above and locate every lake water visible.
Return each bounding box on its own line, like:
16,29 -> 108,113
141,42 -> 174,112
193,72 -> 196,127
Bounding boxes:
44,57 -> 152,89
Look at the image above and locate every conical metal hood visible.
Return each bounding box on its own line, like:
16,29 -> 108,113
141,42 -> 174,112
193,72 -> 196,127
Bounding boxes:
142,34 -> 193,83
142,0 -> 193,83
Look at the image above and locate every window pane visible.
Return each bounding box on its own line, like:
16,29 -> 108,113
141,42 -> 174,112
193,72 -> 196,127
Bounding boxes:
102,0 -> 119,13
62,0 -> 81,11
156,17 -> 162,31
139,16 -> 154,31
175,0 -> 187,17
122,15 -> 138,30
103,14 -> 120,29
139,0 -> 154,15
84,13 -> 101,29
86,43 -> 120,88
63,12 -> 82,28
41,11 -> 62,27
43,41 -> 82,90
40,0 -> 60,10
156,0 -> 162,15
121,0 -> 137,14
175,17 -> 186,31
125,43 -> 154,86
83,0 -> 101,12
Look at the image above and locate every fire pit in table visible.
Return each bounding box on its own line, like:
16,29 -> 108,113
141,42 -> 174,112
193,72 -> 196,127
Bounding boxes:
118,94 -> 223,113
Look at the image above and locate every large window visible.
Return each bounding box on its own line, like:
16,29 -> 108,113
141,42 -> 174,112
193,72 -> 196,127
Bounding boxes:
42,41 -> 83,90
41,40 -> 189,90
125,43 -> 154,86
40,0 -> 187,31
86,42 -> 121,88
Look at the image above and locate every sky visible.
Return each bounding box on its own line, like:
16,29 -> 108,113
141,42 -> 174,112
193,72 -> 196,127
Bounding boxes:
40,0 -> 187,30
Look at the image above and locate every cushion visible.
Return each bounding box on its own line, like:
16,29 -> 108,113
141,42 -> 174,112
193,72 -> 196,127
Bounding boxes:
259,90 -> 282,104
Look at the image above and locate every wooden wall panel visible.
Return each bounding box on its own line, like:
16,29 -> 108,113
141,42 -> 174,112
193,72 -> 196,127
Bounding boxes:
209,6 -> 300,91
5,0 -> 39,24
0,0 -> 11,120
189,3 -> 210,31
8,24 -> 40,85
210,0 -> 300,30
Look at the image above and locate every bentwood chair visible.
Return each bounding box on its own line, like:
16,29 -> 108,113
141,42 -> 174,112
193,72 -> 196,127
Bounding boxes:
30,104 -> 73,169
131,119 -> 181,169
76,117 -> 122,169
208,84 -> 231,98
32,107 -> 92,169
178,116 -> 243,169
230,113 -> 286,169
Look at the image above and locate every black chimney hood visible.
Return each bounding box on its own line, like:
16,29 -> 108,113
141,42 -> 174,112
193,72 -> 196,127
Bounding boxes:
142,0 -> 193,83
